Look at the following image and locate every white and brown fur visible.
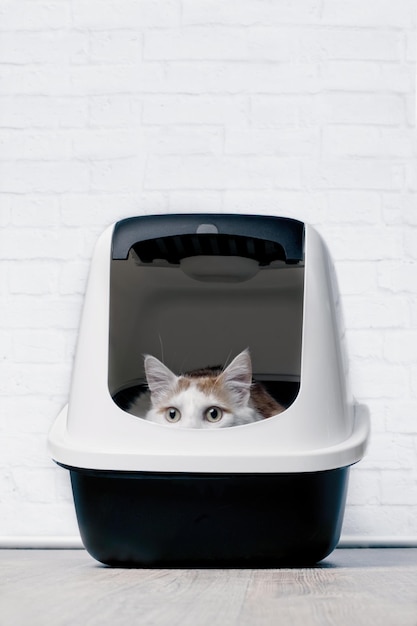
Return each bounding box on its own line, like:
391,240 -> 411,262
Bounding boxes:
129,349 -> 284,428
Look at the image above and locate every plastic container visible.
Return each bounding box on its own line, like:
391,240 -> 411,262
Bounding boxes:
48,214 -> 369,566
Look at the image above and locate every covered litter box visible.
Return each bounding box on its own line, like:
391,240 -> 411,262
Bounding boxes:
48,214 -> 369,567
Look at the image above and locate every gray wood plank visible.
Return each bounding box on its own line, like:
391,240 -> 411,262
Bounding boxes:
1,549 -> 416,626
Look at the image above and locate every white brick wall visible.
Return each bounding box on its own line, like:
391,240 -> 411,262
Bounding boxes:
1,0 -> 417,542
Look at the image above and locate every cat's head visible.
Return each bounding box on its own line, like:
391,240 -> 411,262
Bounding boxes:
143,349 -> 260,428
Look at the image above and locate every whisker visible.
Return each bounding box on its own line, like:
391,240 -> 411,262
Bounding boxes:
158,333 -> 165,363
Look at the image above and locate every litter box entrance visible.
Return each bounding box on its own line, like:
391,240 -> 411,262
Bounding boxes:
107,215 -> 305,417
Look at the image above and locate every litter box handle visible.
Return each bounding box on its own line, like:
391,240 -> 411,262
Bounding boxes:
112,214 -> 304,264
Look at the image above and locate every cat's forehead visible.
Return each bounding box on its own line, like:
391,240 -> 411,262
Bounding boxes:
172,376 -> 227,403
176,375 -> 217,394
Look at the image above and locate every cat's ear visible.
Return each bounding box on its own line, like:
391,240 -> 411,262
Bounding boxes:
219,349 -> 252,407
144,355 -> 177,402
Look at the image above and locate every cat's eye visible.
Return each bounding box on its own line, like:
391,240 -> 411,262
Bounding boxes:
205,407 -> 223,423
165,408 -> 181,423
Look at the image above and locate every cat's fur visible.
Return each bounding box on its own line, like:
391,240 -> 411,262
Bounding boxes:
128,349 -> 284,428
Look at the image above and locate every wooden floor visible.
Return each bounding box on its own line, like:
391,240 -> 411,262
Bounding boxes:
1,549 -> 416,625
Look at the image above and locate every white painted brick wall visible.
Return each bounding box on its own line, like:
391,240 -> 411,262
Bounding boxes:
1,0 -> 417,541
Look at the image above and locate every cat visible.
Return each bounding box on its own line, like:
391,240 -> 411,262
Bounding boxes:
128,349 -> 284,428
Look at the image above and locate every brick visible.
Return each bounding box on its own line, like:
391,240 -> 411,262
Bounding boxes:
0,228 -> 88,260
0,130 -> 73,160
410,298 -> 417,328
321,61 -> 412,93
148,62 -> 211,94
161,61 -> 319,95
322,0 -> 417,27
143,95 -> 249,125
0,295 -> 82,329
144,27 -> 249,60
70,63 -> 165,96
12,467 -> 58,503
59,262 -> 89,295
405,94 -> 416,127
337,504 -> 365,535
322,93 -> 405,125
402,195 -> 417,225
410,366 -> 417,398
0,266 -> 8,296
0,96 -> 88,129
304,28 -> 403,62
90,156 -> 147,192
323,192 -> 381,223
304,161 -> 404,192
0,32 -> 88,65
241,62 -> 319,95
350,361 -> 409,399
0,432 -> 53,469
146,127 -> 223,155
381,194 -> 403,225
383,330 -> 417,363
71,129 -> 139,160
359,433 -> 416,471
12,330 -> 67,363
405,163 -> 417,192
54,470 -> 75,502
60,195 -> 143,225
0,200 -> 11,226
182,0 -> 321,26
89,95 -> 141,128
162,26 -> 405,63
385,401 -> 417,434
381,192 -> 417,226
343,294 -> 409,329
222,191 -> 327,223
347,469 -> 381,505
0,434 -> 33,468
72,0 -> 180,29
323,127 -> 417,159
247,27 -> 302,60
354,400 -> 381,430
0,65 -> 71,96
343,504 -> 417,535
404,228 -> 417,259
90,31 -> 142,64
251,95 -> 318,127
0,363 -> 71,397
60,195 -> 168,225
9,261 -> 60,295
225,128 -> 319,156
75,227 -> 108,260
336,262 -> 378,295
346,329 -> 384,359
0,470 -> 15,502
406,30 -> 417,62
0,330 -> 12,362
378,261 -> 417,293
11,196 -> 60,227
0,499 -> 78,536
168,192 -> 223,214
1,395 -> 64,434
381,470 -> 417,505
0,162 -> 89,194
0,1 -> 71,30
144,155 -> 301,190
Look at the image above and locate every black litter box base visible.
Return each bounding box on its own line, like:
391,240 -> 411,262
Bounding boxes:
66,466 -> 349,568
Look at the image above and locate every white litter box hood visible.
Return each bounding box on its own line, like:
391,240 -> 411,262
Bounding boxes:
48,216 -> 369,474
